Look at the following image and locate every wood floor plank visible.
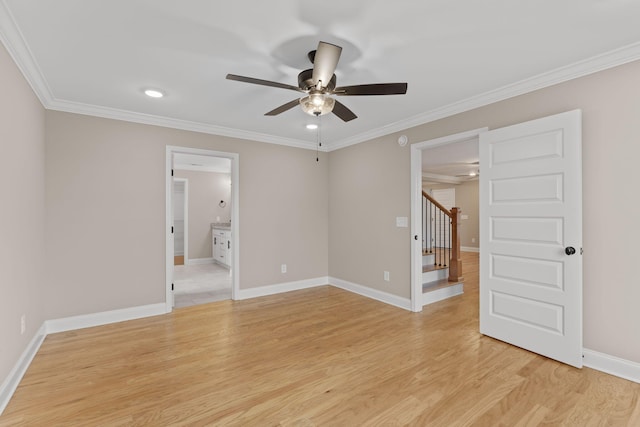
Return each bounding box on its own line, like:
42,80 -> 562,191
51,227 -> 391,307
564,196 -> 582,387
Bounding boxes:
1,252 -> 639,426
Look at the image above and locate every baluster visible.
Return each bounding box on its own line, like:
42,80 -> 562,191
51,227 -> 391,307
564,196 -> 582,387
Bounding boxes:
438,209 -> 442,266
430,201 -> 433,255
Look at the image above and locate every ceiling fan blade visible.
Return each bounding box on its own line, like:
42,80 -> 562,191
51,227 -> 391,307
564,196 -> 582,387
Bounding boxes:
334,82 -> 408,96
264,99 -> 301,116
332,99 -> 357,122
311,42 -> 342,89
226,74 -> 303,92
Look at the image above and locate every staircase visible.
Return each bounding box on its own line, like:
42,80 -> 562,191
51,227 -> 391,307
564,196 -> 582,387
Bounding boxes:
422,252 -> 463,305
422,191 -> 464,306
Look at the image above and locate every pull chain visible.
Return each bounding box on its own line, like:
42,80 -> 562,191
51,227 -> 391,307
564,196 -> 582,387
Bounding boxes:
315,112 -> 321,162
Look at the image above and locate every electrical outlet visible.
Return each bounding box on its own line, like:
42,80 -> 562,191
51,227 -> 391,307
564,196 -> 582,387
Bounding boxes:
384,271 -> 390,281
281,264 -> 287,273
20,314 -> 26,335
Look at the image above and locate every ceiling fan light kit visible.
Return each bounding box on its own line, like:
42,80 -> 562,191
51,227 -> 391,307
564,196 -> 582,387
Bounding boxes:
300,92 -> 335,116
226,41 -> 408,123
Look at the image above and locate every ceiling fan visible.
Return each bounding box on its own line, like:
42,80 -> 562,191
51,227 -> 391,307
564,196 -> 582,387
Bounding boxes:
226,41 -> 408,122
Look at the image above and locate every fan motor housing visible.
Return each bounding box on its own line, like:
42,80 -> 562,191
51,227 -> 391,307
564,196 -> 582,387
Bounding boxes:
298,69 -> 336,91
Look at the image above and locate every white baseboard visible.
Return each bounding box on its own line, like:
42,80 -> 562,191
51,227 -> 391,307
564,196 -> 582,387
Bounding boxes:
461,246 -> 480,253
235,276 -> 329,300
583,348 -> 640,384
187,257 -> 214,265
0,323 -> 47,415
329,277 -> 412,311
423,283 -> 464,306
45,303 -> 168,334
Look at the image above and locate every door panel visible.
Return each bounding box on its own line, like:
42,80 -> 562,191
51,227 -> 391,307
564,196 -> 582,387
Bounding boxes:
479,109 -> 582,368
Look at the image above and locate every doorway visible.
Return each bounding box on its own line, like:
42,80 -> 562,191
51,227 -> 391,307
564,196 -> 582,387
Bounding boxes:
165,146 -> 239,311
410,128 -> 487,312
410,110 -> 582,369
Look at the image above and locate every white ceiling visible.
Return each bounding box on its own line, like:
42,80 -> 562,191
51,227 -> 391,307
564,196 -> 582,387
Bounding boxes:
422,138 -> 479,185
2,0 -> 640,151
173,153 -> 231,173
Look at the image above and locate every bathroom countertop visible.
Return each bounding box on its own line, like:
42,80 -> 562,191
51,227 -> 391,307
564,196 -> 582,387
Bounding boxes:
211,223 -> 231,230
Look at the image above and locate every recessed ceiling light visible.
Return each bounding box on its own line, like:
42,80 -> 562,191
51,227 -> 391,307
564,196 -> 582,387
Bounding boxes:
144,89 -> 164,98
306,124 -> 318,130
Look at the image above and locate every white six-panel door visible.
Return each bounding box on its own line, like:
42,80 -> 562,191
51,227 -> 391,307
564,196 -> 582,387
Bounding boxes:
479,110 -> 583,368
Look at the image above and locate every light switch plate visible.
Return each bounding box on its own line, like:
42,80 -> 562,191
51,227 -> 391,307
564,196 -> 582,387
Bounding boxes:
396,216 -> 408,227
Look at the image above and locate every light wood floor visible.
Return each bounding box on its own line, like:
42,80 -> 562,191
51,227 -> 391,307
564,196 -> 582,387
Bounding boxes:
2,252 -> 639,425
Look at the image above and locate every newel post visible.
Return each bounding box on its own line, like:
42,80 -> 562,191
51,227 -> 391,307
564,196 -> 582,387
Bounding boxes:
449,207 -> 463,282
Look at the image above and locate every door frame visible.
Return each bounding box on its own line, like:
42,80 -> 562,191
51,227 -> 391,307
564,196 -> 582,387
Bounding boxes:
410,128 -> 487,312
172,177 -> 189,264
165,146 -> 240,312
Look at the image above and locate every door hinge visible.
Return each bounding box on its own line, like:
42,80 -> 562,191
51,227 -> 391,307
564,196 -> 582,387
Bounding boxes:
580,248 -> 583,255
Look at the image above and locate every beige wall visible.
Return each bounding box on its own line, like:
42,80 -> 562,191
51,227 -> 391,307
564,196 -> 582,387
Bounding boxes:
44,111 -> 329,319
455,180 -> 479,249
425,181 -> 479,249
329,59 -> 640,364
174,170 -> 231,259
328,138 -> 411,297
0,44 -> 46,384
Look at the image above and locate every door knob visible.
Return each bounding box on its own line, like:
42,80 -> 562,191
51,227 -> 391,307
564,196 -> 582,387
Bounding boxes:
565,246 -> 576,255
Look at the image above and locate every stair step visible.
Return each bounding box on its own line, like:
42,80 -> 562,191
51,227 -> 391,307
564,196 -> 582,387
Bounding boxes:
422,279 -> 464,306
422,252 -> 452,268
422,253 -> 435,266
422,266 -> 448,284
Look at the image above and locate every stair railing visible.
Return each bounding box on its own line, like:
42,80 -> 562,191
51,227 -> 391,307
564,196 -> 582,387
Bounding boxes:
421,191 -> 463,282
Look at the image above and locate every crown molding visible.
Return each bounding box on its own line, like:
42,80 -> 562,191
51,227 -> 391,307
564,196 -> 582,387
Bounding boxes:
324,40 -> 640,152
2,0 -> 640,154
0,0 -> 54,106
422,172 -> 465,185
47,98 -> 324,151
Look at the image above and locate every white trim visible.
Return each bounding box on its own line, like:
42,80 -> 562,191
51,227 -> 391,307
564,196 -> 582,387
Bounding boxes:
0,324 -> 47,415
461,246 -> 480,253
236,276 -> 328,300
50,100 -> 322,151
45,303 -> 168,334
423,283 -> 464,306
410,145 -> 423,312
187,257 -> 214,265
583,349 -> 640,384
411,128 -> 487,314
0,1 -> 53,107
329,277 -> 412,311
166,147 -> 174,310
